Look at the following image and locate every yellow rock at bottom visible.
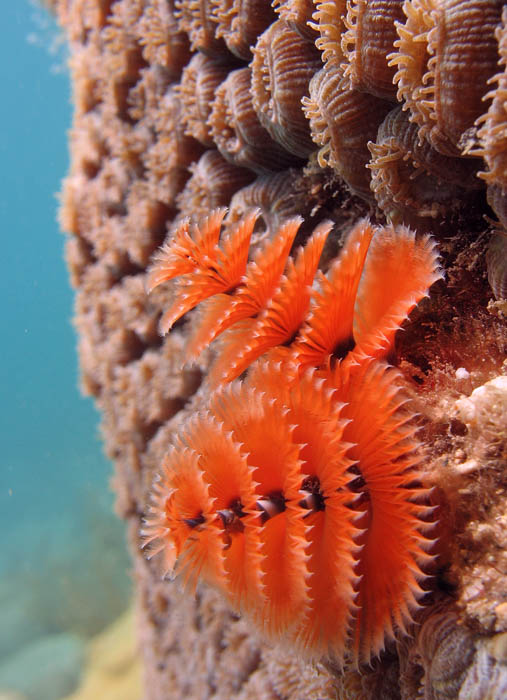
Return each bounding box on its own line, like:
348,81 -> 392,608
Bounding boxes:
64,607 -> 141,700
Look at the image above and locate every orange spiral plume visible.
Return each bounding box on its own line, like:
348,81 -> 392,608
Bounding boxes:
144,209 -> 442,665
185,216 -> 302,361
144,358 -> 434,664
147,209 -> 441,376
147,208 -> 258,333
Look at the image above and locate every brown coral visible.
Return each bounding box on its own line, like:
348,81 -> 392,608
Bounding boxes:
209,67 -> 301,173
138,0 -> 191,78
476,8 -> 507,190
341,0 -> 405,100
303,63 -> 392,199
475,8 -> 507,242
212,0 -> 276,59
387,0 -> 436,140
54,0 -> 507,697
226,168 -> 317,238
174,0 -> 228,55
68,40 -> 105,116
398,603 -> 507,700
273,0 -> 319,41
487,183 -> 507,231
251,19 -> 321,158
124,181 -> 172,267
313,0 -> 347,66
177,52 -> 230,147
175,150 -> 255,222
54,0 -> 114,43
143,87 -> 205,207
486,233 -> 507,301
368,106 -> 482,225
389,0 -> 503,156
101,1 -> 147,123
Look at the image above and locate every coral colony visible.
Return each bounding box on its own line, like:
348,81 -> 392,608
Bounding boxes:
56,0 -> 507,696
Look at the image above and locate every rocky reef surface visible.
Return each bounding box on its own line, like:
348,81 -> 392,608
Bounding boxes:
51,0 -> 506,697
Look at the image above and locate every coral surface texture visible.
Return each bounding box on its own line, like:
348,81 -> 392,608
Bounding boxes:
55,0 -> 506,698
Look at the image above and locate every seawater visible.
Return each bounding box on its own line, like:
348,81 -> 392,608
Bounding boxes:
0,3 -> 131,697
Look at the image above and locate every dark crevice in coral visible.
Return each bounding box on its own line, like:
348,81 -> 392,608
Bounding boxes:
113,50 -> 150,124
108,257 -> 145,282
105,202 -> 128,218
120,330 -> 147,364
82,159 -> 101,179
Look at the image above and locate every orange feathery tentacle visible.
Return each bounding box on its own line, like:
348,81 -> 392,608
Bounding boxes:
207,382 -> 311,638
291,219 -> 374,371
185,217 -> 301,361
179,413 -> 263,610
245,357 -> 300,397
327,358 -> 434,664
258,506 -> 309,639
352,226 -> 442,359
213,208 -> 260,289
159,273 -> 232,335
247,362 -> 361,660
209,221 -> 332,385
146,219 -> 196,290
184,293 -> 236,362
147,209 -> 227,291
233,217 -> 303,314
149,208 -> 258,333
283,370 -> 359,661
142,469 -> 177,577
144,209 -> 441,667
145,446 -> 226,591
208,382 -> 302,531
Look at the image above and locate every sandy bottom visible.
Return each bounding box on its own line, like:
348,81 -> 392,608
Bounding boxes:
64,607 -> 142,700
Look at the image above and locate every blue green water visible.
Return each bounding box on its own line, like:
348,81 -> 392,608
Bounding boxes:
0,3 -> 130,695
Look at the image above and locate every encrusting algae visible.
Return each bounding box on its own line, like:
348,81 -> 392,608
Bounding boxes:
51,0 -> 507,697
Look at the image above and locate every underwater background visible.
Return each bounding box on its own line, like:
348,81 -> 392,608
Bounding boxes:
0,2 -> 131,697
